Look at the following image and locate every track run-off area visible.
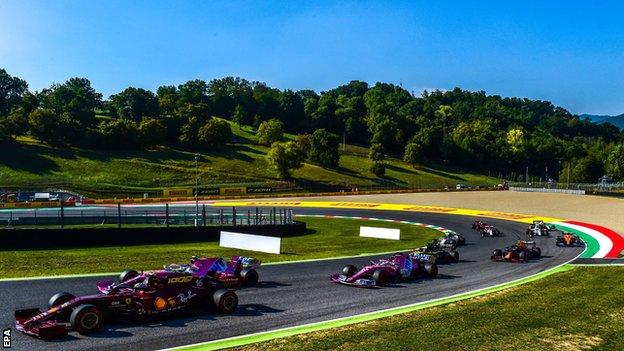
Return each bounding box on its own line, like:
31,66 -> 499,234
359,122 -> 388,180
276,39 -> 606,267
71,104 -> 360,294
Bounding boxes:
1,200 -> 623,351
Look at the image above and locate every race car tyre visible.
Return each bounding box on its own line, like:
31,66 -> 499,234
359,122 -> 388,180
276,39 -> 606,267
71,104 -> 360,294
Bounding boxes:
452,251 -> 460,263
372,270 -> 388,286
342,265 -> 358,278
70,304 -> 103,335
518,250 -> 527,262
119,269 -> 139,283
533,247 -> 542,258
492,249 -> 502,257
213,289 -> 238,314
459,238 -> 466,245
240,268 -> 259,286
48,292 -> 75,308
481,231 -> 485,237
424,262 -> 438,277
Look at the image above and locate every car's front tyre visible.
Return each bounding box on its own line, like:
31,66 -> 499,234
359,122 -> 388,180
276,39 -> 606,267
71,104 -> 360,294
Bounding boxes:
70,304 -> 103,335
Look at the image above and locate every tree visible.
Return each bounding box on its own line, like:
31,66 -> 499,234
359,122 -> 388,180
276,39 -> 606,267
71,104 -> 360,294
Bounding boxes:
267,141 -> 305,179
109,87 -> 159,121
138,117 -> 167,147
403,142 -> 422,167
368,143 -> 386,177
198,119 -> 232,149
607,144 -> 624,181
97,118 -> 141,149
370,162 -> 385,177
232,104 -> 250,126
179,116 -> 203,146
0,69 -> 28,117
257,118 -> 283,145
308,128 -> 340,168
294,133 -> 311,156
28,109 -> 62,143
0,108 -> 29,139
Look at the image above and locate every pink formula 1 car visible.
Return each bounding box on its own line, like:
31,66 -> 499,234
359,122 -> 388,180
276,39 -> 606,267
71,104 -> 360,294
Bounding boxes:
330,253 -> 438,287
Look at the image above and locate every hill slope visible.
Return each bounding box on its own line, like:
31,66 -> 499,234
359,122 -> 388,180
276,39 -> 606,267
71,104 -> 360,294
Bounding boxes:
580,113 -> 624,128
0,122 -> 497,198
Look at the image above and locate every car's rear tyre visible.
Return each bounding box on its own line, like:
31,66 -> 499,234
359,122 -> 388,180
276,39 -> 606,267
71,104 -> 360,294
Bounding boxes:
372,270 -> 388,286
452,251 -> 460,263
119,269 -> 139,283
342,265 -> 358,277
213,289 -> 238,313
424,263 -> 438,277
48,292 -> 75,309
533,247 -> 542,258
70,304 -> 103,335
239,268 -> 259,286
459,238 -> 466,245
492,249 -> 502,257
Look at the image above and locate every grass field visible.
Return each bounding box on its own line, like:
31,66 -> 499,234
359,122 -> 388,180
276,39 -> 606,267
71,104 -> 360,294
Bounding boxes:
231,266 -> 624,351
0,217 -> 441,278
0,119 -> 497,197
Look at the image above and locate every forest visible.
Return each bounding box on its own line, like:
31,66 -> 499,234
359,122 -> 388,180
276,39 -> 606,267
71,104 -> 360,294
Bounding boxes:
1,68 -> 623,182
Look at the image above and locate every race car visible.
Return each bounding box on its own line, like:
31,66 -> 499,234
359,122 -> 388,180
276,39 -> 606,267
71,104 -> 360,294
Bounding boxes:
480,224 -> 503,237
14,256 -> 252,339
556,232 -> 584,247
526,220 -> 557,237
472,220 -> 488,231
192,255 -> 261,286
330,253 -> 438,287
491,240 -> 542,263
443,231 -> 466,246
412,239 -> 460,264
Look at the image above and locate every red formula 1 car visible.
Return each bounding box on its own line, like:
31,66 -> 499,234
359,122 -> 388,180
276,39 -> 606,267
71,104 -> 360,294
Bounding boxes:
14,256 -> 255,339
472,220 -> 487,231
491,240 -> 542,263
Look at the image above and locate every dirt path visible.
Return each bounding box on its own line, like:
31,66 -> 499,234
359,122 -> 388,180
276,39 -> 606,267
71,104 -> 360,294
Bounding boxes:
232,191 -> 624,235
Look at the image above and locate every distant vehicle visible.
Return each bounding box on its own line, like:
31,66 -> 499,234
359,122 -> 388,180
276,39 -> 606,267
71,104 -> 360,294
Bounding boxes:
556,232 -> 584,247
472,220 -> 487,231
491,240 -> 541,263
330,253 -> 438,287
412,239 -> 460,264
480,225 -> 503,237
526,220 -> 556,237
456,184 -> 468,190
15,257 -> 244,339
444,231 -> 466,246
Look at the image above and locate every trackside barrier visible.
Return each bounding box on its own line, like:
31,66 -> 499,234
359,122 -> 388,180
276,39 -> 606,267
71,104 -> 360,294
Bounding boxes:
220,231 -> 282,254
359,226 -> 401,240
0,187 -> 504,209
510,187 -> 586,195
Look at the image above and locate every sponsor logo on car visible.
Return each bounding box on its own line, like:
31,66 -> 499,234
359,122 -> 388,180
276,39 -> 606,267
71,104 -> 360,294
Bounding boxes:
167,276 -> 194,284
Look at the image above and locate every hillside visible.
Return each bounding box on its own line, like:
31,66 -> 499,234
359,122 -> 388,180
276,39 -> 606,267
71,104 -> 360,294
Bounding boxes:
0,120 -> 498,198
580,113 -> 624,129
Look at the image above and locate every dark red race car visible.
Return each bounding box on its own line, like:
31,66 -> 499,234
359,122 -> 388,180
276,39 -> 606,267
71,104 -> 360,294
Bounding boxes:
14,256 -> 251,339
491,240 -> 542,263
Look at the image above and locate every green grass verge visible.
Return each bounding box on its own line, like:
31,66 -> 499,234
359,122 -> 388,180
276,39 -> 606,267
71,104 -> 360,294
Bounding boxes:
0,120 -> 497,197
0,217 -> 440,278
226,266 -> 624,351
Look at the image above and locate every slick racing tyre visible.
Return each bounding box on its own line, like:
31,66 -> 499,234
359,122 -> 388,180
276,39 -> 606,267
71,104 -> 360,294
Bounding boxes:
240,268 -> 259,286
372,269 -> 388,286
532,247 -> 542,258
424,263 -> 438,277
518,250 -> 528,262
492,249 -> 502,257
342,265 -> 358,278
70,304 -> 103,335
119,269 -> 139,283
48,292 -> 75,308
213,289 -> 238,314
452,251 -> 460,263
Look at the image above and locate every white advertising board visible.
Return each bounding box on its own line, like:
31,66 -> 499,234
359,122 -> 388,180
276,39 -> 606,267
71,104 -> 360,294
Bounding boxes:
219,231 -> 282,254
359,226 -> 401,240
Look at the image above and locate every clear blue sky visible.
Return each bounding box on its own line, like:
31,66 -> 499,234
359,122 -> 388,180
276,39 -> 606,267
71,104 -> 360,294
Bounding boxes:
1,1 -> 623,115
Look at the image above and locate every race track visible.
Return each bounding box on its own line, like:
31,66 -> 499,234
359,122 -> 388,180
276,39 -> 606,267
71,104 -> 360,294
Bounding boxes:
0,207 -> 583,351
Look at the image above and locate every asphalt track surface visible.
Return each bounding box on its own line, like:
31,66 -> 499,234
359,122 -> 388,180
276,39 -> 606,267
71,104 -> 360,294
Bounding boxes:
0,206 -> 582,351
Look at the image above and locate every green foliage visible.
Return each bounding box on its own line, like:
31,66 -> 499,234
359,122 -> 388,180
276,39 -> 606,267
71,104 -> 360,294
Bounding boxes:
138,117 -> 167,147
607,144 -> 624,180
368,143 -> 385,162
198,118 -> 232,149
257,118 -> 284,145
0,68 -> 28,117
370,162 -> 386,177
96,118 -> 140,149
294,134 -> 311,156
308,128 -> 340,168
178,116 -> 203,146
232,104 -> 250,126
403,142 -> 421,167
28,108 -> 63,144
267,141 -> 305,178
109,87 -> 159,121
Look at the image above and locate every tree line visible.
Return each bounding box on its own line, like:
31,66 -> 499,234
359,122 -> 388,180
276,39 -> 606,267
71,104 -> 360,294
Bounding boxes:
1,68 -> 623,182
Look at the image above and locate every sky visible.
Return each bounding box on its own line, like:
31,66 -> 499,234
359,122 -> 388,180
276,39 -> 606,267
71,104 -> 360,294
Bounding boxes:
1,1 -> 623,115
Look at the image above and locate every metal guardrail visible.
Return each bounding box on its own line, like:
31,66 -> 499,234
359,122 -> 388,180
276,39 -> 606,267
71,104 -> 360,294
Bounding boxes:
509,187 -> 586,195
